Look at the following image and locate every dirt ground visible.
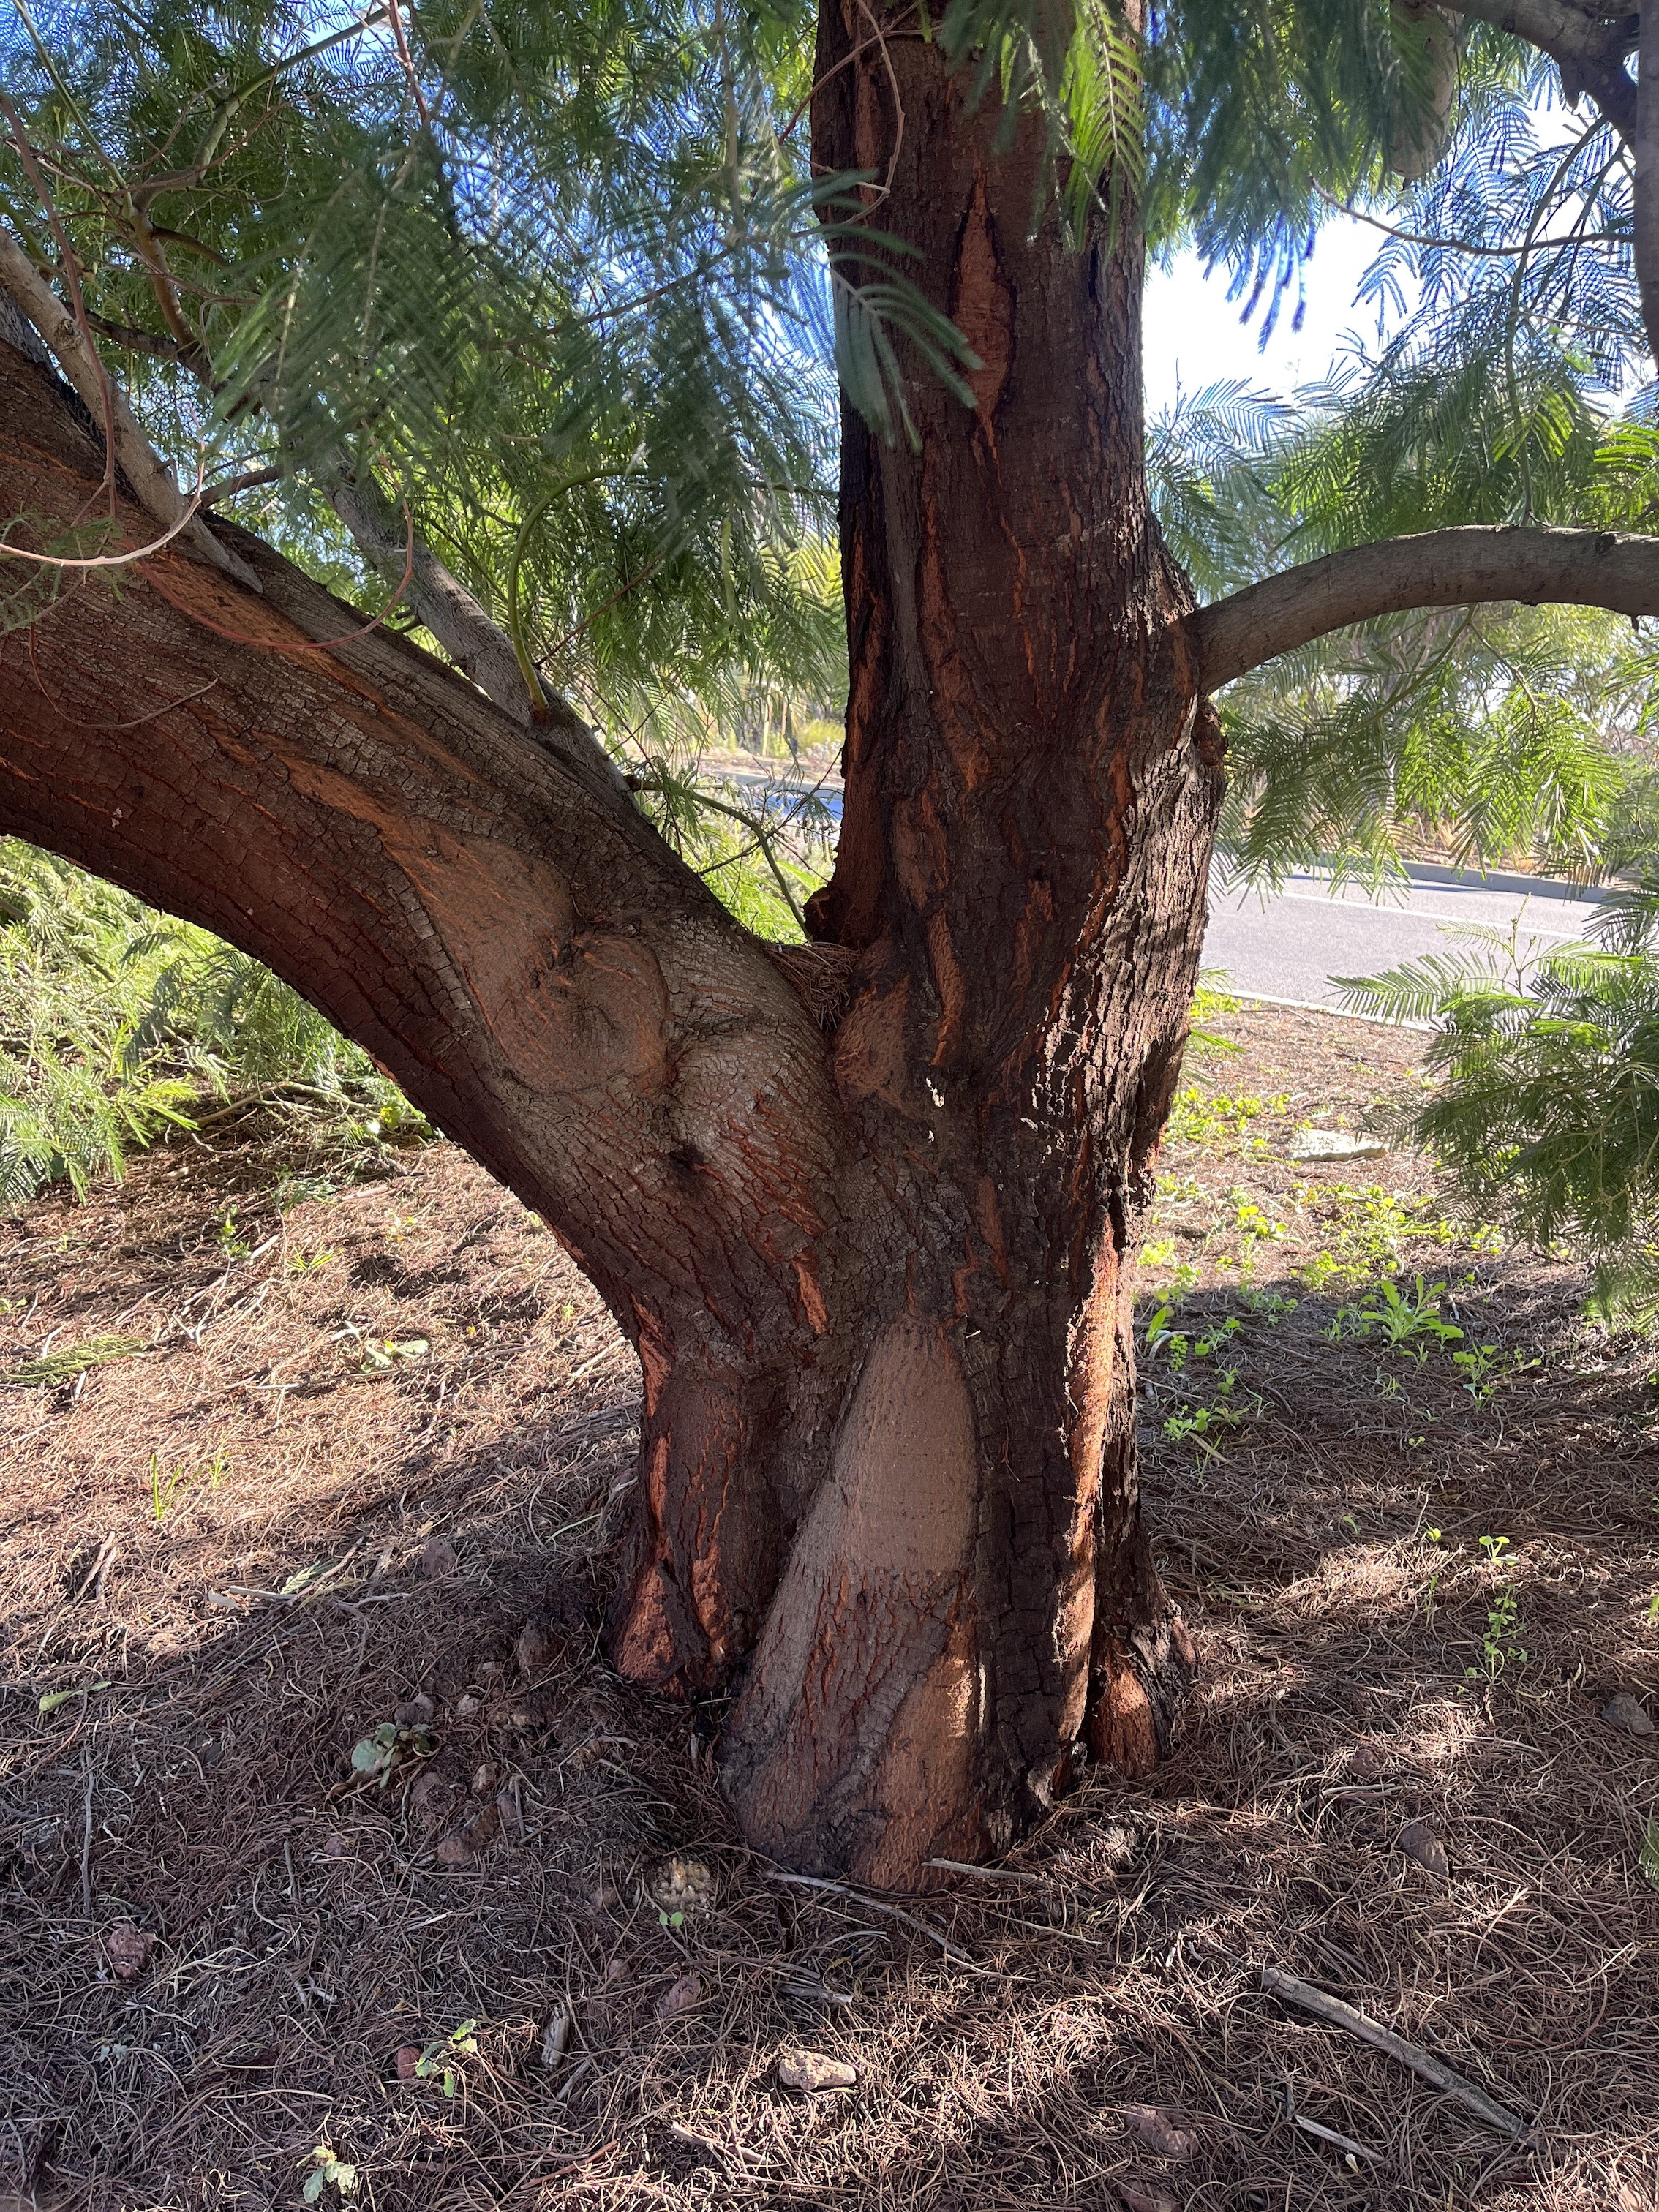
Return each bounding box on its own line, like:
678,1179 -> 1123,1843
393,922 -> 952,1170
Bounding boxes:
3,1000 -> 1657,2212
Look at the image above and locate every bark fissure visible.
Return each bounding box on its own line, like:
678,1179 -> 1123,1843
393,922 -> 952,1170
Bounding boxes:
15,13 -> 1647,1888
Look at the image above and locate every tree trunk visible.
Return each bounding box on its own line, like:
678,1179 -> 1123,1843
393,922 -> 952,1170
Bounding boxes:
0,14 -> 1222,1884
712,7 -> 1222,1878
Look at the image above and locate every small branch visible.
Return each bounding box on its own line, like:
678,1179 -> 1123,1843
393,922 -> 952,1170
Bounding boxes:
1260,1965 -> 1527,2137
1196,524 -> 1659,691
763,1869 -> 988,1969
0,226 -> 257,590
327,471 -> 632,811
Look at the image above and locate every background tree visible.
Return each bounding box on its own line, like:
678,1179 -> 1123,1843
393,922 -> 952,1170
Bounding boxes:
7,0 -> 1659,1881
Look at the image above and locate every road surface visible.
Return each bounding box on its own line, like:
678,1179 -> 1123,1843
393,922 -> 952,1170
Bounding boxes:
1202,865 -> 1611,1009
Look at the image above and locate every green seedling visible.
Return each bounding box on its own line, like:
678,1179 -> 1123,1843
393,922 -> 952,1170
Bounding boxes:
1166,1087 -> 1290,1147
349,1718 -> 437,1787
285,1246 -> 336,1274
1353,1276 -> 1464,1361
1467,1537 -> 1527,1680
414,2018 -> 479,2098
216,1209 -> 251,1259
1144,1301 -> 1189,1368
302,2145 -> 358,2203
358,1336 -> 430,1374
149,1445 -> 229,1523
1451,1342 -> 1540,1402
40,1679 -> 112,1715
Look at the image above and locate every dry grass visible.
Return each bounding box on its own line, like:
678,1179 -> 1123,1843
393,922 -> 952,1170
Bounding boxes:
3,1003 -> 1658,2212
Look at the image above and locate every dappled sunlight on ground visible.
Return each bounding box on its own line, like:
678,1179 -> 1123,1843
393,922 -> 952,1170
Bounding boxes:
2,1004 -> 1657,2211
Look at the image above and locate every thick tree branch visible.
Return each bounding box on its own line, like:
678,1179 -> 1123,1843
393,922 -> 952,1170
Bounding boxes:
1196,524 -> 1659,688
1438,0 -> 1638,139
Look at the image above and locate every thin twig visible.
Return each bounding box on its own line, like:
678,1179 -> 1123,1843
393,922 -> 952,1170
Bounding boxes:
1260,1965 -> 1527,2137
764,1869 -> 985,1969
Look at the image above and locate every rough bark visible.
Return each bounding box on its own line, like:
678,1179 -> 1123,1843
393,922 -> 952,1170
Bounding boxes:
0,28 -> 1223,1871
712,10 -> 1224,1876
0,336 -> 853,1707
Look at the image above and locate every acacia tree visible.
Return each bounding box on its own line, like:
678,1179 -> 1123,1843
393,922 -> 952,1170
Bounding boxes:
7,0 -> 1659,1881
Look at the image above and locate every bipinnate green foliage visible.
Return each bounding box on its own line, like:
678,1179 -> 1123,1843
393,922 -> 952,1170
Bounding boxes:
1341,887 -> 1659,1320
0,838 -> 403,1209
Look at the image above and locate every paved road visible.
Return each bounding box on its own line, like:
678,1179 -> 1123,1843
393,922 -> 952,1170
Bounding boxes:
1202,866 -> 1611,1009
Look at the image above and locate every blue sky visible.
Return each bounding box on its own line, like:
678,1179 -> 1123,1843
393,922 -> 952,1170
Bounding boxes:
1143,215 -> 1397,418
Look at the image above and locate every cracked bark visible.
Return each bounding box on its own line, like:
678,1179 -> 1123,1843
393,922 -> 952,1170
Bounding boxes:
16,10 -> 1655,1884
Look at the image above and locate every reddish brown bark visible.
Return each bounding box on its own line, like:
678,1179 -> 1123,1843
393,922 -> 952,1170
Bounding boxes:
714,10 -> 1222,1875
0,15 -> 1222,1886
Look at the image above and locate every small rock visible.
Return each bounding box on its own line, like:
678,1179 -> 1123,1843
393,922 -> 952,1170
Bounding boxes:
1123,2104 -> 1196,2160
778,2047 -> 858,2093
419,1536 -> 458,1579
515,1620 -> 559,1678
604,1955 -> 630,1985
396,2044 -> 423,2081
475,1658 -> 504,1682
1349,1742 -> 1389,1779
471,1761 -> 500,1797
1603,1693 -> 1655,1737
393,1693 -> 434,1728
647,1854 -> 715,1925
1288,1128 -> 1388,1162
655,1971 -> 702,2022
1399,1818 -> 1450,1878
436,1802 -> 499,1865
104,1922 -> 154,1982
454,1693 -> 481,1720
321,1832 -> 346,1859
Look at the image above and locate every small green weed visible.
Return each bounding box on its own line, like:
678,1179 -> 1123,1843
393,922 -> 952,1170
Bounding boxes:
285,1246 -> 336,1275
1167,1088 -> 1290,1148
1467,1537 -> 1528,1681
349,1718 -> 437,1788
1163,1371 -> 1258,1460
275,1173 -> 337,1212
1140,1238 -> 1178,1266
302,2145 -> 358,2203
358,1335 -> 430,1374
1451,1342 -> 1540,1402
414,2019 -> 479,2098
215,1208 -> 251,1259
1230,1190 -> 1287,1242
149,1444 -> 229,1523
1352,1276 -> 1464,1360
